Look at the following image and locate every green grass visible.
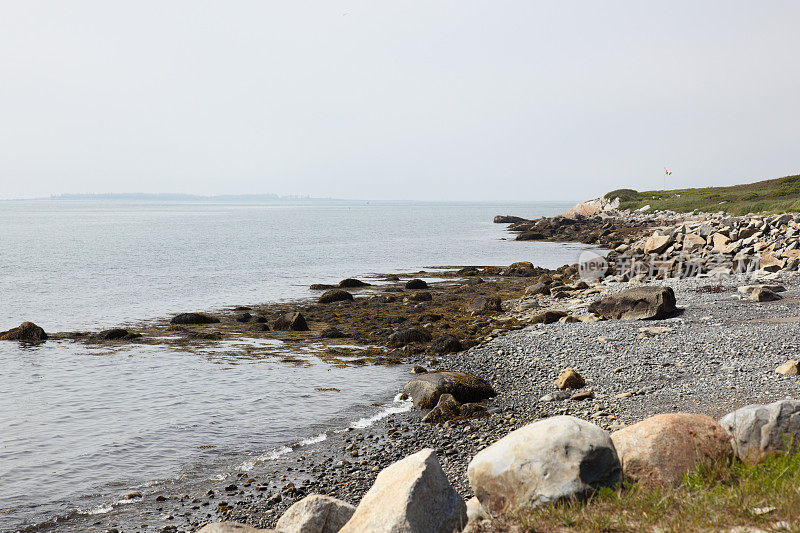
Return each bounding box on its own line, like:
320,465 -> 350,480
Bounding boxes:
605,173 -> 800,216
472,450 -> 800,532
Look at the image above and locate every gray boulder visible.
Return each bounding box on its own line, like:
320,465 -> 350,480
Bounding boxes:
588,286 -> 677,320
467,415 -> 621,515
719,399 -> 800,463
402,371 -> 496,409
339,448 -> 467,533
276,494 -> 355,533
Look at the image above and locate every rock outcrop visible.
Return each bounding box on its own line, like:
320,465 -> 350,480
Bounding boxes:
0,321 -> 48,343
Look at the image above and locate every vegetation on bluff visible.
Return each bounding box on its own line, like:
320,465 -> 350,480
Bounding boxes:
606,173 -> 800,215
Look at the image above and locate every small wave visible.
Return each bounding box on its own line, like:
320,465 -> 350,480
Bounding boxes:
298,432 -> 327,446
350,394 -> 412,429
79,503 -> 113,516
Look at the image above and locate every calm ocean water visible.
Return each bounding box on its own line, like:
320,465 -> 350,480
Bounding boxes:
0,200 -> 592,531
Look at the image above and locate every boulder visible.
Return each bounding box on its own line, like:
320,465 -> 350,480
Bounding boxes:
93,328 -> 136,341
712,233 -> 731,253
338,278 -> 371,288
318,290 -> 354,304
719,399 -> 800,463
531,310 -> 567,324
319,327 -> 346,339
430,334 -> 463,354
467,416 -> 620,515
422,394 -> 463,424
588,286 -> 677,320
408,291 -> 433,302
775,360 -> 799,375
310,284 -> 337,291
196,523 -> 275,533
0,321 -> 48,343
494,215 -> 527,224
644,235 -> 671,255
524,283 -> 550,296
555,368 -> 585,390
235,312 -> 252,323
682,233 -> 706,251
339,449 -> 467,533
273,311 -> 309,332
405,279 -> 429,290
388,326 -> 432,347
170,313 -> 220,325
760,252 -> 785,272
610,413 -> 732,487
275,494 -> 355,533
402,371 -> 496,409
749,287 -> 782,302
466,296 -> 502,315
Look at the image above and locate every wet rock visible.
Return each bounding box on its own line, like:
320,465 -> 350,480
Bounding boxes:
170,313 -> 220,325
185,331 -> 223,340
276,494 -> 355,533
588,286 -> 677,320
0,321 -> 48,343
235,312 -> 252,323
339,449 -> 467,533
93,328 -> 131,340
466,296 -> 502,315
310,284 -> 337,291
338,278 -> 371,288
404,279 -> 429,290
719,399 -> 800,463
273,312 -> 309,332
467,416 -> 621,515
531,310 -> 567,324
388,326 -> 432,347
319,327 -> 347,339
611,413 -> 732,487
402,371 -> 496,409
430,334 -> 463,354
555,368 -> 585,390
318,290 -> 354,304
408,291 -> 433,302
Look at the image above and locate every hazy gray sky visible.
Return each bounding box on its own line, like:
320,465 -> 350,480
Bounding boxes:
1,1 -> 798,201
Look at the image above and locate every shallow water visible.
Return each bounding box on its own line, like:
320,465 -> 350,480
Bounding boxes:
0,200 -> 589,530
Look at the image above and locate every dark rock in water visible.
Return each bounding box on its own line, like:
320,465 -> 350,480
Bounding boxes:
253,315 -> 268,323
531,310 -> 568,324
319,289 -> 354,304
405,279 -> 428,290
235,312 -> 252,323
93,328 -> 131,340
309,283 -> 337,291
388,326 -> 432,347
234,306 -> 251,311
251,323 -> 271,332
494,215 -> 527,224
430,334 -> 463,354
402,371 -> 496,409
588,286 -> 678,320
466,296 -> 502,315
170,313 -> 220,325
408,291 -> 433,302
338,278 -> 371,288
320,327 -> 347,338
384,275 -> 401,281
0,321 -> 48,343
515,232 -> 546,241
273,311 -> 309,331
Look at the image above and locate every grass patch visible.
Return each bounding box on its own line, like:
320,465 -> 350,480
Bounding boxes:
474,451 -> 800,532
607,173 -> 800,215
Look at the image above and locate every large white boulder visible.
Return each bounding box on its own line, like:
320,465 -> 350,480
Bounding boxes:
339,448 -> 467,533
196,522 -> 275,533
719,399 -> 800,463
276,494 -> 355,533
467,416 -> 620,515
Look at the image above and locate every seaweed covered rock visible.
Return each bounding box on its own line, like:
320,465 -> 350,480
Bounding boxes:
404,278 -> 429,290
466,296 -> 502,315
318,289 -> 354,304
430,334 -> 463,354
170,312 -> 220,325
338,278 -> 371,288
388,326 -> 432,347
0,321 -> 48,343
588,286 -> 677,320
402,371 -> 496,409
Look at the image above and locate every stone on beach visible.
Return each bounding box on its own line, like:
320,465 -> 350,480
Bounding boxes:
402,371 -> 496,409
775,360 -> 800,375
555,368 -> 585,390
719,399 -> 800,463
318,289 -> 354,304
273,311 -> 309,331
466,296 -> 502,315
467,415 -> 621,515
339,448 -> 467,533
0,321 -> 48,343
404,278 -> 429,290
749,286 -> 782,302
610,413 -> 732,487
170,312 -> 220,325
530,309 -> 567,324
275,494 -> 355,533
588,286 -> 677,320
196,522 -> 275,532
430,334 -> 463,354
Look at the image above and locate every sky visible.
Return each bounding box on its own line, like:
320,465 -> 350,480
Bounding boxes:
1,1 -> 799,201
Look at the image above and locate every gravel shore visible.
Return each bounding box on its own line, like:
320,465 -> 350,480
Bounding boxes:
67,269 -> 800,533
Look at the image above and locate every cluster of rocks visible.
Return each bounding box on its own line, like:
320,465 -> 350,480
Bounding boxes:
200,397 -> 800,533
